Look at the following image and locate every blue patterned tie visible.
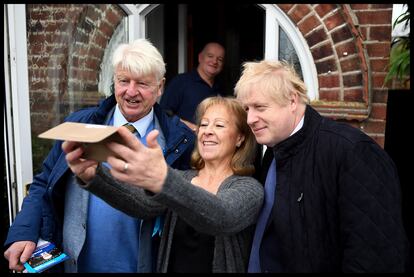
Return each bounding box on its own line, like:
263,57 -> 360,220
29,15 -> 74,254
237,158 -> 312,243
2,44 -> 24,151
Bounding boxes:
248,158 -> 276,272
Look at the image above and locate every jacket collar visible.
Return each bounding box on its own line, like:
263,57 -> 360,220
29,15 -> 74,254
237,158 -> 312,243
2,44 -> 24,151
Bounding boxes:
153,102 -> 195,152
91,94 -> 118,124
272,105 -> 322,162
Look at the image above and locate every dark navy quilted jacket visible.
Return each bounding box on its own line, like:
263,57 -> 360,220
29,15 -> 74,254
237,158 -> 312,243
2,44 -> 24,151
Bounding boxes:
259,105 -> 409,272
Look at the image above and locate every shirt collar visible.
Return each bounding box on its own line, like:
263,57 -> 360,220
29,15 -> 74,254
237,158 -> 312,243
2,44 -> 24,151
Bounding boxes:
290,114 -> 304,136
113,105 -> 154,137
191,69 -> 204,82
192,69 -> 221,91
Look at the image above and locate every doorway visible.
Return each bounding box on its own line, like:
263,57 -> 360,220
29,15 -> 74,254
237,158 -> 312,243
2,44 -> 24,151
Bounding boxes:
151,3 -> 265,97
188,3 -> 264,96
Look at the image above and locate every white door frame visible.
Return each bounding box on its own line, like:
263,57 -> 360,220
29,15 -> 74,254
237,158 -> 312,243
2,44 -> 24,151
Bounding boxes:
122,4 -> 188,74
4,4 -> 33,217
118,4 -> 141,41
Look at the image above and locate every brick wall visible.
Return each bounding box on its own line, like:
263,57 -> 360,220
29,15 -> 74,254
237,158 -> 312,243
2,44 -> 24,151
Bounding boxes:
26,4 -> 393,147
27,4 -> 126,134
278,4 -> 392,147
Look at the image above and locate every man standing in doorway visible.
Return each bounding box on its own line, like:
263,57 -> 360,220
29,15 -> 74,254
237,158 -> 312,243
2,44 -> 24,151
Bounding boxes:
160,42 -> 225,131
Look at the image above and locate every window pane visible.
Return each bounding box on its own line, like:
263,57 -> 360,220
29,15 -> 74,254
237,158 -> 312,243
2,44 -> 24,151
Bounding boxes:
279,26 -> 303,80
26,4 -> 127,174
146,4 -> 165,57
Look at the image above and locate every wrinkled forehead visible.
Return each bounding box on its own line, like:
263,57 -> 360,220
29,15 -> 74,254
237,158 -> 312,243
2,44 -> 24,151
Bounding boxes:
115,66 -> 157,81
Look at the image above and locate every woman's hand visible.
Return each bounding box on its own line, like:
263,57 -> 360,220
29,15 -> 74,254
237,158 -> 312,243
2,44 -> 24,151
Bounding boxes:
62,141 -> 98,183
106,126 -> 168,193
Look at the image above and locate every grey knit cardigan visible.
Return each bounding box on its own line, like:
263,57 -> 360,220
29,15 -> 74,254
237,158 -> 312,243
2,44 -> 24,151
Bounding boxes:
80,165 -> 264,273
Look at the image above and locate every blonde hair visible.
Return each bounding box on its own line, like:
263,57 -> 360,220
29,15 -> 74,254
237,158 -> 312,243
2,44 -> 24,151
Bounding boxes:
234,60 -> 309,106
112,38 -> 166,82
191,96 -> 256,176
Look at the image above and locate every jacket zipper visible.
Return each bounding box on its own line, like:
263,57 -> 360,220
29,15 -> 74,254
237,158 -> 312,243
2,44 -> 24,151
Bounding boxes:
297,192 -> 311,269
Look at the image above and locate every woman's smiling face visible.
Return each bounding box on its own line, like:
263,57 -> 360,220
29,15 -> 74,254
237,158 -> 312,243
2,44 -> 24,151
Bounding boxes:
197,104 -> 244,165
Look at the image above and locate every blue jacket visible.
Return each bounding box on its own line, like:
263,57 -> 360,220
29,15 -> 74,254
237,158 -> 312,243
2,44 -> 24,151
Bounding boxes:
4,94 -> 195,272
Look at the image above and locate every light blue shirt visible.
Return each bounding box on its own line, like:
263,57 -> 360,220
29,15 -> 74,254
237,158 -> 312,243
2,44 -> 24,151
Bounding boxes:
113,104 -> 154,138
78,107 -> 155,273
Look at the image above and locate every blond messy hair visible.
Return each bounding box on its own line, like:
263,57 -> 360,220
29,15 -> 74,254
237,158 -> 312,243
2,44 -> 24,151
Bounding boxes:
234,60 -> 309,106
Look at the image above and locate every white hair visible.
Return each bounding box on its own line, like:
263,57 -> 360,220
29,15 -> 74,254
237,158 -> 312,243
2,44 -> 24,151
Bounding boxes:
112,38 -> 166,81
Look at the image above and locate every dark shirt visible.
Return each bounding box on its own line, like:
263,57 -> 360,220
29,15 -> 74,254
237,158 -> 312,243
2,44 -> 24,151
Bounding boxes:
160,69 -> 222,123
167,217 -> 215,273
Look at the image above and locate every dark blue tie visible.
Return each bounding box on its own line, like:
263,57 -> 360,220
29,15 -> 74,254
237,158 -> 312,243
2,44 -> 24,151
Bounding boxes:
248,158 -> 276,273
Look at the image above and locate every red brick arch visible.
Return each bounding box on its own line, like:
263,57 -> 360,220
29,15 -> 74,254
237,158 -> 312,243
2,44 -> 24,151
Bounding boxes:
276,4 -> 392,146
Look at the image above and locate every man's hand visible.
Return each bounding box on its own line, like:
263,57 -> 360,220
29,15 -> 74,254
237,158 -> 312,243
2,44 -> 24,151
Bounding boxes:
180,118 -> 197,132
62,141 -> 98,183
4,240 -> 36,272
